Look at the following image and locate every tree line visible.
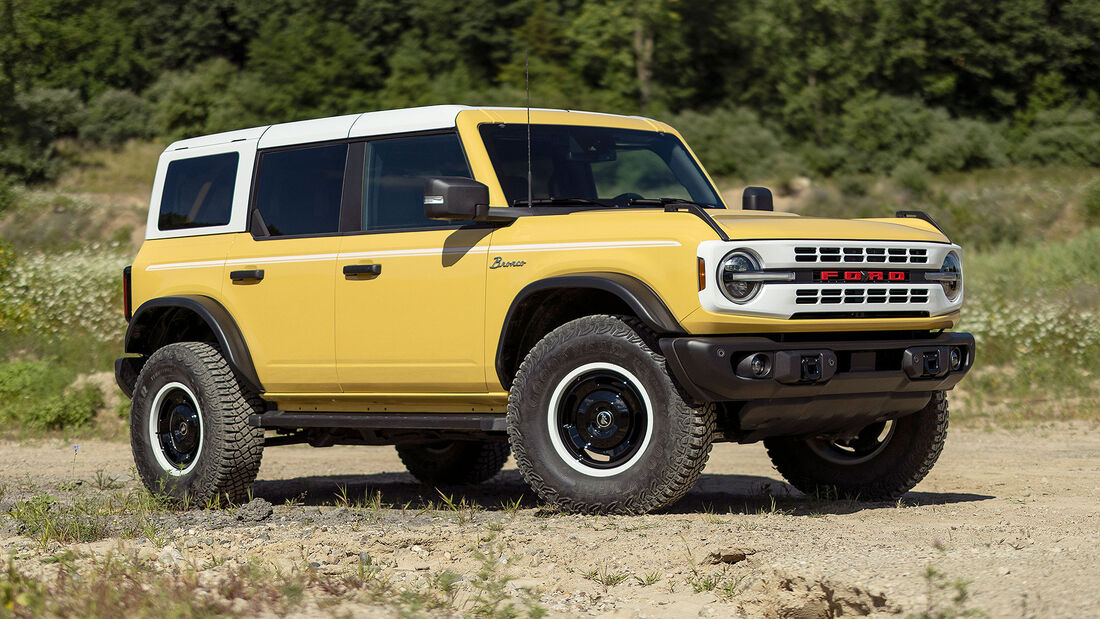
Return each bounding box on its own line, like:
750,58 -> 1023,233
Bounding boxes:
0,0 -> 1097,186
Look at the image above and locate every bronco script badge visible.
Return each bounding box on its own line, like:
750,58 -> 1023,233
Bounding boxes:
490,256 -> 527,269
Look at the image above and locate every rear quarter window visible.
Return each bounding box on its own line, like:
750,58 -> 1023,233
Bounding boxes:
158,152 -> 239,230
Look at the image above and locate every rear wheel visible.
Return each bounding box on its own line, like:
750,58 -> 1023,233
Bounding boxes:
130,342 -> 265,506
764,392 -> 949,501
396,440 -> 510,485
507,315 -> 715,514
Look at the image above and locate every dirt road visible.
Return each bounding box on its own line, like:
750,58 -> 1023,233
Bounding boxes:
1,423 -> 1097,617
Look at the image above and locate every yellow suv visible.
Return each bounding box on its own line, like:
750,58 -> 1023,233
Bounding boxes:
116,105 -> 973,514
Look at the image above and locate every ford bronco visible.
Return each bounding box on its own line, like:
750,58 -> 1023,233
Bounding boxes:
116,105 -> 973,514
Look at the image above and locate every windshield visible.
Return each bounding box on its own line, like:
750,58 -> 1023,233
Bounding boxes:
478,124 -> 724,208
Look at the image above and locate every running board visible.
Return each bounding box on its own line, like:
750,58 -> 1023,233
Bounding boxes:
248,411 -> 508,433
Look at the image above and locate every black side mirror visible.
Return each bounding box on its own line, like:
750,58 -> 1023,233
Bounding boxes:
742,186 -> 773,211
424,177 -> 490,221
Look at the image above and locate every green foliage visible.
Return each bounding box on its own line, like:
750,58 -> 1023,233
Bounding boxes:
0,0 -> 1097,183
836,96 -> 935,174
1084,179 -> 1100,226
1011,107 -> 1100,166
0,175 -> 14,215
80,89 -> 154,145
670,107 -> 800,181
891,160 -> 931,197
918,118 -> 1009,173
0,361 -> 102,431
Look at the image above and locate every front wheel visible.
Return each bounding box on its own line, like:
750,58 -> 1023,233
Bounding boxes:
507,315 -> 715,514
764,392 -> 949,501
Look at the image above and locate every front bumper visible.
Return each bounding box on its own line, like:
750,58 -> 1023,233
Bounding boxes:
660,331 -> 974,441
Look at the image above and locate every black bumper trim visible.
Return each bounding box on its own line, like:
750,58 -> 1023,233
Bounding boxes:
659,332 -> 974,404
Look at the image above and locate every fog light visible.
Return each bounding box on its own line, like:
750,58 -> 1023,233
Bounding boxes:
949,347 -> 962,370
751,354 -> 768,376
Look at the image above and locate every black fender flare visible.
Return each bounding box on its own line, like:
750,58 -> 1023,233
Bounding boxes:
495,273 -> 684,388
125,295 -> 264,394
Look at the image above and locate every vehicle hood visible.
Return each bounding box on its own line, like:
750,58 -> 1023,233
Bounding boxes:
710,211 -> 949,243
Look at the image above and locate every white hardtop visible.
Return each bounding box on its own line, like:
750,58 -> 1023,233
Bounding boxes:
164,105 -> 653,152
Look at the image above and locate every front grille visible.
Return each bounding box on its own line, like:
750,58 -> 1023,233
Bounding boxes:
794,246 -> 928,264
795,287 -> 931,305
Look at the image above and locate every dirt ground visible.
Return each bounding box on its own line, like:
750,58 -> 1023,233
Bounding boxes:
0,422 -> 1097,617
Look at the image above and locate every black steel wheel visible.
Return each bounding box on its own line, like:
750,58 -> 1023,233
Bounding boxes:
150,384 -> 204,474
552,366 -> 650,471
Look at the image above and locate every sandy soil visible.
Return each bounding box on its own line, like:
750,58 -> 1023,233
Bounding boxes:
0,423 -> 1097,617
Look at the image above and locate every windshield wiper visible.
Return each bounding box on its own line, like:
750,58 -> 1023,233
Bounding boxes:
628,197 -> 717,209
512,197 -> 607,207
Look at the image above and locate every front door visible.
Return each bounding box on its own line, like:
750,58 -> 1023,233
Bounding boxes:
335,132 -> 491,393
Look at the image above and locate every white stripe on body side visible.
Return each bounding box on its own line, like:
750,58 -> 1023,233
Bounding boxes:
144,241 -> 680,271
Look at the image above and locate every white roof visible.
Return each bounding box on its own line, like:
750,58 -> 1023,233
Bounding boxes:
165,105 -> 650,151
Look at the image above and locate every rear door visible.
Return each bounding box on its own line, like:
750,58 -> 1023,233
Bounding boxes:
335,132 -> 492,393
218,143 -> 349,393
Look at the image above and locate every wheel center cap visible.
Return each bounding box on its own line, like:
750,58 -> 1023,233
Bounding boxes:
178,422 -> 189,436
595,410 -> 614,429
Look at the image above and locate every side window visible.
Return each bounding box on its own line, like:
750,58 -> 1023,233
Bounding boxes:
254,143 -> 348,237
362,133 -> 470,231
158,152 -> 238,230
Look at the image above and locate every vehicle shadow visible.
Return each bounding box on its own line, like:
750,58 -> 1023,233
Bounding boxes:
251,469 -> 994,516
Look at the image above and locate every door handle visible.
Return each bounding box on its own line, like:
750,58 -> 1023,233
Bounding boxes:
343,264 -> 382,278
230,269 -> 264,283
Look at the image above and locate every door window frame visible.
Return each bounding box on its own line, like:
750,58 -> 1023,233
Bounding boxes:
247,129 -> 489,241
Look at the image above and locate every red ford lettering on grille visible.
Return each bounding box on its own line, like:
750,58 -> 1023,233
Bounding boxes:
815,270 -> 907,282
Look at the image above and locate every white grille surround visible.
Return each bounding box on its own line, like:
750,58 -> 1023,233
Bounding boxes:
698,240 -> 964,319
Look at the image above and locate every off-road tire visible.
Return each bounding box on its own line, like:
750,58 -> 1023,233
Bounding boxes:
507,315 -> 715,514
130,342 -> 265,505
764,391 -> 949,501
395,441 -> 511,485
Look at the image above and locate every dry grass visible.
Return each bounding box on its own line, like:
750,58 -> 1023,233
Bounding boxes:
54,140 -> 164,205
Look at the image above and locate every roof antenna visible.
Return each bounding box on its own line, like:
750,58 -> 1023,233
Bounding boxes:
526,50 -> 533,208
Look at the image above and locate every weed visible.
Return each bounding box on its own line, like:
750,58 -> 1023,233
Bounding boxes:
910,565 -> 985,618
585,567 -> 629,588
333,485 -> 351,508
634,570 -> 662,586
10,495 -> 109,549
91,469 -> 123,491
500,496 -> 523,515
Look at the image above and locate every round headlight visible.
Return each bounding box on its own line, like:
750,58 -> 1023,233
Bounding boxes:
940,252 -> 962,301
718,250 -> 762,303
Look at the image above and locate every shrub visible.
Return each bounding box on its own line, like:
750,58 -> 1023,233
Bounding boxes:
917,118 -> 1009,172
1012,107 -> 1100,166
27,384 -> 103,431
0,361 -> 102,431
1085,179 -> 1100,226
891,160 -> 930,197
0,360 -> 52,399
148,59 -> 270,140
80,89 -> 155,146
0,175 -> 14,214
669,107 -> 801,181
835,96 -> 935,174
14,88 -> 84,138
837,175 -> 869,197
